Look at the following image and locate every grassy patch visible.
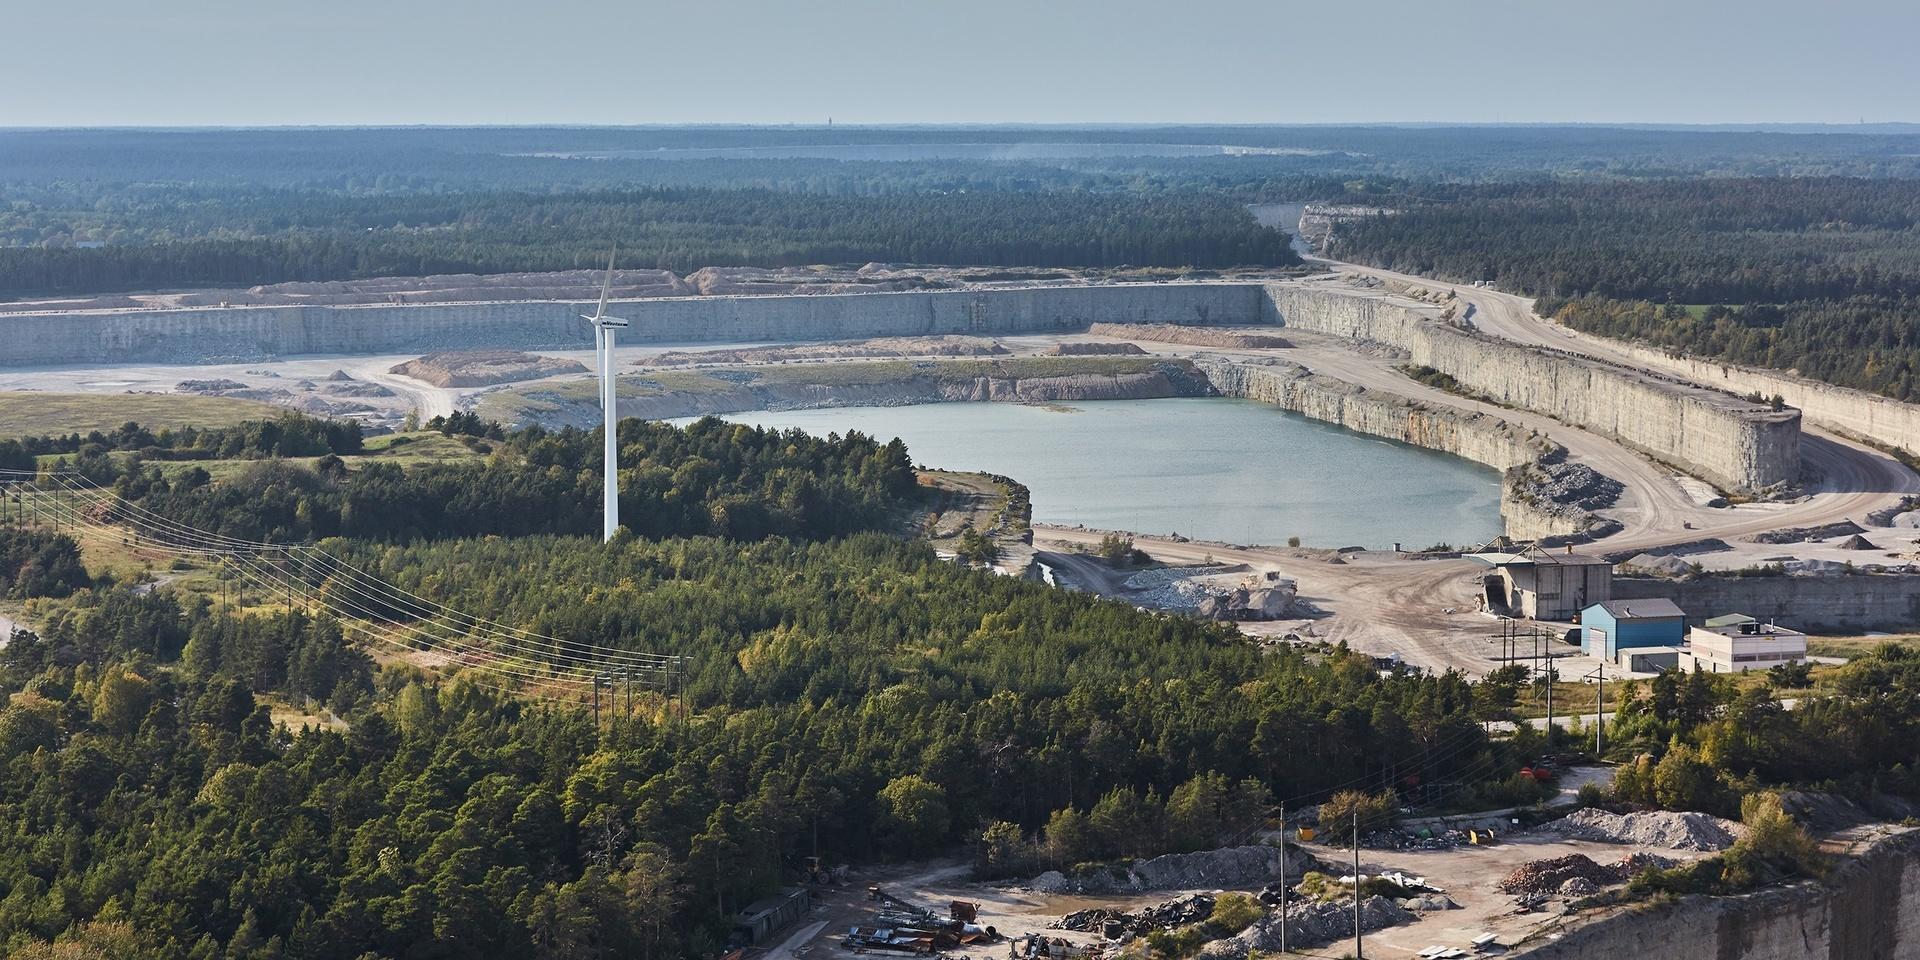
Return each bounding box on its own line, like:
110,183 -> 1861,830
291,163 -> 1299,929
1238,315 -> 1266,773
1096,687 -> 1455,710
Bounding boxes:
1808,636 -> 1916,659
263,693 -> 349,732
478,356 -> 1184,423
0,391 -> 277,438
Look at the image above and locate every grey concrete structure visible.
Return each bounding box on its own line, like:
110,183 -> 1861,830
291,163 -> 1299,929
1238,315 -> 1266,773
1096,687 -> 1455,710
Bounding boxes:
1469,546 -> 1614,620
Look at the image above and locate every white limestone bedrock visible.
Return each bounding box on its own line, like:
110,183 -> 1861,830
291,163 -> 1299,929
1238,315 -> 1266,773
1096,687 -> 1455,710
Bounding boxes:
1261,285 -> 1802,494
1199,357 -> 1595,542
0,280 -> 1798,493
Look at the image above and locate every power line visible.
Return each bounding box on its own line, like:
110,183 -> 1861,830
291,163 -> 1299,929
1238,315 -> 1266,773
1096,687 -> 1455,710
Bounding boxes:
5,471 -> 686,703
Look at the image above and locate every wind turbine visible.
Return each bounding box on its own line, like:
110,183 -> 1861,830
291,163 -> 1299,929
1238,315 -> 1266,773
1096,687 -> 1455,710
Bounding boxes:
583,248 -> 629,542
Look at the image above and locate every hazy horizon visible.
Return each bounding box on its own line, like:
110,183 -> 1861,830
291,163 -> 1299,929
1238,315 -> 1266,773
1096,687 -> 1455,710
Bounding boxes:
5,0 -> 1916,127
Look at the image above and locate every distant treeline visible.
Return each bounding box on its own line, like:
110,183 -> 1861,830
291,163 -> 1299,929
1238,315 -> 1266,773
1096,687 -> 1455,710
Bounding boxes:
0,415 -> 365,473
0,187 -> 1296,297
7,126 -> 1920,194
1329,177 -> 1920,400
1536,295 -> 1920,401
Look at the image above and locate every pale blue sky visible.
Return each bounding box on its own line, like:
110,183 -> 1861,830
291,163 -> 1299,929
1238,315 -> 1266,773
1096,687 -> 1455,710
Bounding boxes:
4,0 -> 1915,126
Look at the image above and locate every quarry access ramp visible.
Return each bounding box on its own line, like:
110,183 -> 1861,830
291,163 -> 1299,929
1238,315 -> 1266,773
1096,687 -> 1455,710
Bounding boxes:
1,278 -> 1798,494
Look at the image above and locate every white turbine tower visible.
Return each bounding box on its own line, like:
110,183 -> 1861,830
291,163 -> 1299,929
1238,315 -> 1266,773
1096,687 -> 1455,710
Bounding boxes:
583,249 -> 628,542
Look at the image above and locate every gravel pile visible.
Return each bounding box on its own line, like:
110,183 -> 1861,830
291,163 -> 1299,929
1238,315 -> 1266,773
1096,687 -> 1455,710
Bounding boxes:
1544,808 -> 1744,851
1196,897 -> 1411,959
1122,565 -> 1245,609
1024,844 -> 1317,896
1056,894 -> 1214,940
177,378 -> 250,394
1748,520 -> 1866,544
1613,852 -> 1678,877
1623,553 -> 1697,577
1535,461 -> 1625,511
1498,855 -> 1620,895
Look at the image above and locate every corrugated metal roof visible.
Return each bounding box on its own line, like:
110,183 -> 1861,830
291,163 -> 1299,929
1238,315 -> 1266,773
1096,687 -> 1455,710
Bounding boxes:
1465,547 -> 1610,567
1589,598 -> 1686,619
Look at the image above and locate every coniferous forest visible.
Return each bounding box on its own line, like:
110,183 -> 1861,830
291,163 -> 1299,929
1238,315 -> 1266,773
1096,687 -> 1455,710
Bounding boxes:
8,125 -> 1920,958
6,406 -> 1920,957
1326,177 -> 1920,399
0,413 -> 1533,960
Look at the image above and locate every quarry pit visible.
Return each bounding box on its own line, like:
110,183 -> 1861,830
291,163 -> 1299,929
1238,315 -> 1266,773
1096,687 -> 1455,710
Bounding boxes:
7,267 -> 1920,675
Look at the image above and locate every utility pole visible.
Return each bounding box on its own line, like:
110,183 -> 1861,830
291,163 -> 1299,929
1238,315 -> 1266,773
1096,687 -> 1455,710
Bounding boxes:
1536,629 -> 1551,748
1594,659 -> 1605,756
1353,805 -> 1364,960
1277,801 -> 1288,955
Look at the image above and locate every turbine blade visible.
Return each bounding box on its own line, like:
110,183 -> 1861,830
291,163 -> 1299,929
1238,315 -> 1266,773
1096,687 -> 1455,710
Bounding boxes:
595,245 -> 616,319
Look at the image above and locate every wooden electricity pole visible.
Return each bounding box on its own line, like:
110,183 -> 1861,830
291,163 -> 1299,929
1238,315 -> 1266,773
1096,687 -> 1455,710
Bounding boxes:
1595,659 -> 1605,756
1277,801 -> 1288,955
1353,805 -> 1364,960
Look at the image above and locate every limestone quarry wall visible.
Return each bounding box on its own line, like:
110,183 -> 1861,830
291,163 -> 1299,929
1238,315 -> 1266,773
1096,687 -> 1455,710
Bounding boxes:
1542,326 -> 1920,457
1197,358 -> 1586,541
1614,574 -> 1920,631
0,283 -> 1266,367
1261,285 -> 1803,494
1514,828 -> 1920,960
4,279 -> 1802,498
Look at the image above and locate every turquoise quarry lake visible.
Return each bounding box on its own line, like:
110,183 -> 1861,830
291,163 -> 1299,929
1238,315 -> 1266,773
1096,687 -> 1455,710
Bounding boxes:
696,399 -> 1503,550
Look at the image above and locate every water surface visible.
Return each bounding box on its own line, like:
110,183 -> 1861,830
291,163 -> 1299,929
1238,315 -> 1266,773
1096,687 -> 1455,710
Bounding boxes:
701,399 -> 1501,550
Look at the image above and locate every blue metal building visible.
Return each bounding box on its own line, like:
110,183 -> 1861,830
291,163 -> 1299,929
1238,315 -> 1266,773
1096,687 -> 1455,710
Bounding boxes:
1581,598 -> 1686,658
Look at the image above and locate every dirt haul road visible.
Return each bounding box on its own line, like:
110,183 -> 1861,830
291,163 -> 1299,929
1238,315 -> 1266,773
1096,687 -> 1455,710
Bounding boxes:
1037,528 -> 1498,675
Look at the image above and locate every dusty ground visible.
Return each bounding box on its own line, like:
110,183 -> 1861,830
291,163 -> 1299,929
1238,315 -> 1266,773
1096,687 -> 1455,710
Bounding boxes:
919,470 -> 1036,578
389,350 -> 587,388
765,803 -> 1716,960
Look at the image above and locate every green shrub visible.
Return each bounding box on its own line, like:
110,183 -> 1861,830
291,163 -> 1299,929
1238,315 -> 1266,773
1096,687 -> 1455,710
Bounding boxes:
1318,790 -> 1395,843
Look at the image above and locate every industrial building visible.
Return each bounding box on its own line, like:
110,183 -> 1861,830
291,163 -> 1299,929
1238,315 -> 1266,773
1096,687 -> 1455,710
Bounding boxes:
1580,598 -> 1687,660
733,888 -> 811,946
1469,545 -> 1614,620
1681,615 -> 1809,673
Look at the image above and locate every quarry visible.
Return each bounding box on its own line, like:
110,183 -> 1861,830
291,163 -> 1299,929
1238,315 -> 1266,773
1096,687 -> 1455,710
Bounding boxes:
8,265 -> 1918,661
11,259 -> 1920,960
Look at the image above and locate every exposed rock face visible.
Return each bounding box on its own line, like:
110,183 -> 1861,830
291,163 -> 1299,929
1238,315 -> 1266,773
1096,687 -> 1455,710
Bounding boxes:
1614,574 -> 1920,631
505,359 -> 1220,426
648,336 -> 1008,366
1511,827 -> 1920,960
1263,284 -> 1802,494
0,283 -> 1265,366
9,277 -> 1802,498
1197,356 -> 1614,542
